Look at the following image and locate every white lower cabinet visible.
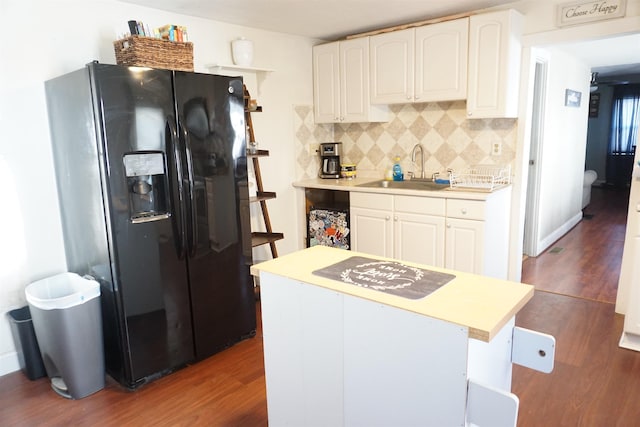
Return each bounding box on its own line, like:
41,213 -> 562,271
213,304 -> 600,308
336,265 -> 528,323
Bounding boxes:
445,217 -> 484,274
395,211 -> 445,267
351,188 -> 511,278
445,198 -> 487,275
350,192 -> 445,267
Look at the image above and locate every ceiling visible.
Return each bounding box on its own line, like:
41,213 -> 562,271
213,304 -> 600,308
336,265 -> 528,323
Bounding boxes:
119,0 -> 515,40
120,0 -> 640,78
555,33 -> 640,79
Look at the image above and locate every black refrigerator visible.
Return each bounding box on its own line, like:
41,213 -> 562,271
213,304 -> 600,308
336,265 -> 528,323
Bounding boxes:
45,62 -> 256,389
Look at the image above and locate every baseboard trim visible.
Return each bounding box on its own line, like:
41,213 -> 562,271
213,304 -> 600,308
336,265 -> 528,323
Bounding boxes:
620,332 -> 640,352
536,212 -> 583,256
0,351 -> 21,377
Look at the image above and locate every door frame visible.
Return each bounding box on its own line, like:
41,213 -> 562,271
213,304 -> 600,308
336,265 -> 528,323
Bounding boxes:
508,16 -> 640,283
523,53 -> 549,257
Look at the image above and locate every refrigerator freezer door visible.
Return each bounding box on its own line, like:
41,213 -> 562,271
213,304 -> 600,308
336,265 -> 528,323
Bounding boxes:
91,64 -> 195,385
174,72 -> 256,360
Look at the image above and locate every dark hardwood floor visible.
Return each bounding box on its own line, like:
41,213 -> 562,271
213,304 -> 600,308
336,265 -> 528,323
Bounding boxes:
2,185 -> 638,426
522,185 -> 630,303
1,306 -> 269,427
515,185 -> 640,426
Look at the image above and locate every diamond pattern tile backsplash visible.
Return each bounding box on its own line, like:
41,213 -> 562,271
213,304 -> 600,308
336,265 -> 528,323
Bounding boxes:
294,102 -> 517,180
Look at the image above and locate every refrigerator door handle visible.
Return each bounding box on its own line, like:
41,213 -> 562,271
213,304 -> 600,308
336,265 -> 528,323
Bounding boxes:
179,117 -> 198,258
167,117 -> 187,259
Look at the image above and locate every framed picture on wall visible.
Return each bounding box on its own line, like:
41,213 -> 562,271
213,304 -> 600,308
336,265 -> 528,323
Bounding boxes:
589,93 -> 601,118
565,89 -> 582,107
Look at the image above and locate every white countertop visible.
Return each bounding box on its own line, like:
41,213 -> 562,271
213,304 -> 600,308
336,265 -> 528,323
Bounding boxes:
293,177 -> 510,200
252,246 -> 534,342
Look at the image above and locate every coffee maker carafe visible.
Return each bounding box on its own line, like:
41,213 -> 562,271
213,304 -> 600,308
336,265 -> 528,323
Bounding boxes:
319,142 -> 342,179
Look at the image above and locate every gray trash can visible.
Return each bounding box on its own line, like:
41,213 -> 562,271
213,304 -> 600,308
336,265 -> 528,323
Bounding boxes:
7,306 -> 47,380
25,273 -> 104,399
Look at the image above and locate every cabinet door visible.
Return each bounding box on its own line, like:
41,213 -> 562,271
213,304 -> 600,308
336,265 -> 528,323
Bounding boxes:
467,10 -> 522,118
445,218 -> 484,274
350,206 -> 393,258
370,28 -> 414,104
415,18 -> 468,102
395,212 -> 445,267
341,37 -> 370,122
313,42 -> 340,123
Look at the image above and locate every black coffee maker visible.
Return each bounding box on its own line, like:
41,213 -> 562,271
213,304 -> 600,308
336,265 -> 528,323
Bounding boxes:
319,142 -> 342,179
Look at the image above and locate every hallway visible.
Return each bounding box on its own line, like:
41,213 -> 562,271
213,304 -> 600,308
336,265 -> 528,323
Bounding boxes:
521,185 -> 630,303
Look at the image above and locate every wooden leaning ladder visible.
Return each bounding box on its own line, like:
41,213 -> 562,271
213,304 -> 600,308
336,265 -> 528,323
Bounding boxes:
244,85 -> 283,259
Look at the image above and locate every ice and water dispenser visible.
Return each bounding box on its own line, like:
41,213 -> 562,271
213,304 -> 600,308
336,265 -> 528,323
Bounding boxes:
123,152 -> 169,223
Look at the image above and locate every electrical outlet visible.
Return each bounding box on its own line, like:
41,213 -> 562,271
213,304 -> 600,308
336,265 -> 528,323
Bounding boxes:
492,142 -> 502,156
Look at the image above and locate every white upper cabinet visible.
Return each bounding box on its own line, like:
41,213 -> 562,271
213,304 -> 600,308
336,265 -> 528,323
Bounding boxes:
369,28 -> 415,104
467,9 -> 523,118
370,18 -> 469,104
313,42 -> 340,123
415,18 -> 468,102
313,38 -> 388,123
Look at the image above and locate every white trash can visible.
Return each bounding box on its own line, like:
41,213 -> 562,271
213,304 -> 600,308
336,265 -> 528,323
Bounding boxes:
25,272 -> 104,399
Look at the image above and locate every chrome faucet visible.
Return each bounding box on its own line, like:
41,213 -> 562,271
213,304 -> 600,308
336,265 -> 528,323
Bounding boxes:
411,144 -> 425,179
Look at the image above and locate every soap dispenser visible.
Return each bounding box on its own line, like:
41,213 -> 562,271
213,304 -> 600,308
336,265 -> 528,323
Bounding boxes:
392,156 -> 403,181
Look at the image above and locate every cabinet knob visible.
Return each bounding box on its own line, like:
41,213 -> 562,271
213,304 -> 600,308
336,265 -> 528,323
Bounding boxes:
394,216 -> 398,222
385,215 -> 390,221
407,95 -> 412,100
414,96 -> 419,100
467,111 -> 473,117
447,223 -> 451,228
461,208 -> 468,215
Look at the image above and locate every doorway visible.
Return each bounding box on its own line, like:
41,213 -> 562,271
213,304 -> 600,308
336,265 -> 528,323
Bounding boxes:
515,30 -> 640,306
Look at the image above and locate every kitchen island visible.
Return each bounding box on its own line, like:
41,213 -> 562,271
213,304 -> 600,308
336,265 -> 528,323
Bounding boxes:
252,246 -> 552,427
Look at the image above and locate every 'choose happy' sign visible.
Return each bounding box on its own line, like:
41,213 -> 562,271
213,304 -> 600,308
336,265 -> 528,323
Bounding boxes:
557,0 -> 627,26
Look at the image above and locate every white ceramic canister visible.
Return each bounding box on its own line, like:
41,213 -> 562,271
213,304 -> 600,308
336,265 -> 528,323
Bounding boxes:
231,37 -> 254,66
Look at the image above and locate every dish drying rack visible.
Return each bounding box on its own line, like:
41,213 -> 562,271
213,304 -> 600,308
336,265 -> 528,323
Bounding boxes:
449,165 -> 511,191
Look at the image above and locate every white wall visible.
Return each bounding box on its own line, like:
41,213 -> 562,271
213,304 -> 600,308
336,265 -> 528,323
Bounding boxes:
535,48 -> 591,250
0,0 -> 316,376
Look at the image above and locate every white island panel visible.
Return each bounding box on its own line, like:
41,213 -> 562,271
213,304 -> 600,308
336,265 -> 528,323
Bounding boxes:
343,295 -> 468,427
261,273 -> 344,426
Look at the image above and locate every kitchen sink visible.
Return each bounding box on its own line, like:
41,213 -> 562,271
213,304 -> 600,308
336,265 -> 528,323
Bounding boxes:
356,179 -> 449,191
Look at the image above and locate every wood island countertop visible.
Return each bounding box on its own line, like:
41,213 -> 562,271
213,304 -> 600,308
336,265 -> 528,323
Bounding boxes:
251,246 -> 533,342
